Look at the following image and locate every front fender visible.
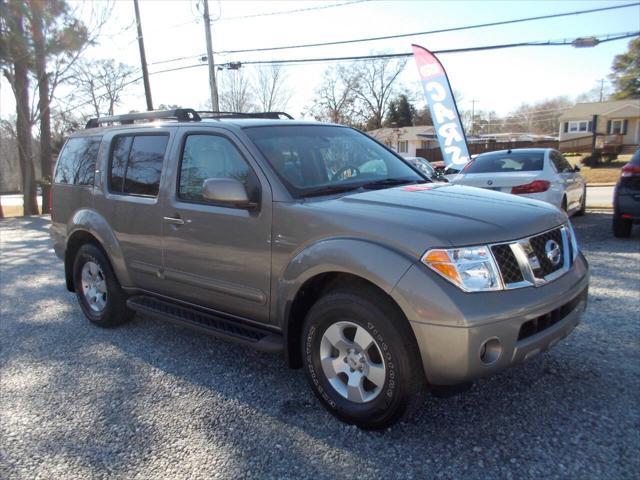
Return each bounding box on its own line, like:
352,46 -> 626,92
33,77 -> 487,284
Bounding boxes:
67,208 -> 132,286
276,237 -> 416,328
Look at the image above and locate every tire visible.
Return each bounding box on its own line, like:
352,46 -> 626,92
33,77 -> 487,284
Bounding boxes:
612,215 -> 632,238
73,243 -> 133,327
302,288 -> 425,429
574,188 -> 587,216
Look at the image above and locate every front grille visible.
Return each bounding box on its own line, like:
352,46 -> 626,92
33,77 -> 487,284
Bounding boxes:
517,290 -> 585,341
491,244 -> 524,284
529,228 -> 564,277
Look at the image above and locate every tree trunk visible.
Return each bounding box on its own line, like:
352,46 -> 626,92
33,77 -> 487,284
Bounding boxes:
10,10 -> 38,215
30,0 -> 52,213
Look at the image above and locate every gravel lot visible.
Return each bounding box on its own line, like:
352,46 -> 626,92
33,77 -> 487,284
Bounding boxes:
1,213 -> 639,479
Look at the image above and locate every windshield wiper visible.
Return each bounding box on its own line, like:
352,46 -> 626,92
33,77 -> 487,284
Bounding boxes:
299,184 -> 362,198
361,178 -> 425,190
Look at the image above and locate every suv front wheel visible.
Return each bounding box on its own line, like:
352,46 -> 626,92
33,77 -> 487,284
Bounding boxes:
73,244 -> 133,327
302,289 -> 425,429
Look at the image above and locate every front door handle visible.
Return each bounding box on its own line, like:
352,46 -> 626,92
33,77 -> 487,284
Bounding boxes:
163,216 -> 185,226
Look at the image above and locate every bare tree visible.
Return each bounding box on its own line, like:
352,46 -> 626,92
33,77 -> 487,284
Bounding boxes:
307,65 -> 361,125
69,59 -> 138,117
253,65 -> 291,112
218,69 -> 254,112
503,97 -> 573,135
349,56 -> 406,129
1,1 -> 38,213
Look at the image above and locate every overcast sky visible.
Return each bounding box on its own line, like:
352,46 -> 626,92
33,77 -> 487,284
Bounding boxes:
1,0 -> 638,121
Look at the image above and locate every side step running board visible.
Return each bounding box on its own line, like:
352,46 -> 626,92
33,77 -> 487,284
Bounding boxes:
126,295 -> 283,353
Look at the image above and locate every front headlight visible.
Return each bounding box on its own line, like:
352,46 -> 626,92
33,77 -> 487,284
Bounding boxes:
566,221 -> 579,261
421,245 -> 502,292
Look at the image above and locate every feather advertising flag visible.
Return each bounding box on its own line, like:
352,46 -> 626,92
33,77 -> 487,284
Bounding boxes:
412,44 -> 470,168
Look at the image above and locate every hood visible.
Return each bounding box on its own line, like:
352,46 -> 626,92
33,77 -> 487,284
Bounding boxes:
305,183 -> 566,254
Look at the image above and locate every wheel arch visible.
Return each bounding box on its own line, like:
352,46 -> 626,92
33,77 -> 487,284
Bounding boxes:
64,209 -> 131,291
277,238 -> 416,368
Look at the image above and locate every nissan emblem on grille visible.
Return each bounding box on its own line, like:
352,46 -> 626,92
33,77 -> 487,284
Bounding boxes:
545,239 -> 562,266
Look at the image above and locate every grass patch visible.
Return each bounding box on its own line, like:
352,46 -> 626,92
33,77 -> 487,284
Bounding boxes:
567,155 -> 628,184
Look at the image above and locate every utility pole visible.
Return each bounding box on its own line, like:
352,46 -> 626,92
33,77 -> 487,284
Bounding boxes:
470,99 -> 478,136
133,0 -> 153,111
599,79 -> 605,102
202,0 -> 219,111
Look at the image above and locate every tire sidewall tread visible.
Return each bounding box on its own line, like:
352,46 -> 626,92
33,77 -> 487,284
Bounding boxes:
73,244 -> 132,327
302,289 -> 424,429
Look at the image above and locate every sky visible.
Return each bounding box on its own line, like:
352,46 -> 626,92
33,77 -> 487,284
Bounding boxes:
1,0 -> 638,121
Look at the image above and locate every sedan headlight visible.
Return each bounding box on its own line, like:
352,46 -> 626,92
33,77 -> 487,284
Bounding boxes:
421,245 -> 502,292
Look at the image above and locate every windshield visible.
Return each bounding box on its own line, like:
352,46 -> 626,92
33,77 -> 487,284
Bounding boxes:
244,125 -> 424,197
464,152 -> 544,174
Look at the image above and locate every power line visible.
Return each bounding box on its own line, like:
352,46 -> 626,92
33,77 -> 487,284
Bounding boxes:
57,31 -> 637,118
148,2 -> 639,67
214,2 -> 640,54
214,0 -> 368,22
228,32 -> 639,67
141,31 -> 638,75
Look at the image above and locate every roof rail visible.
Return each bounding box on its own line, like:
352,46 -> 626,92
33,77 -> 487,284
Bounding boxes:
85,108 -> 201,129
197,111 -> 294,120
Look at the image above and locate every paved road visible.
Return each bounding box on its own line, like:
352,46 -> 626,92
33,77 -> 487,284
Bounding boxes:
586,186 -> 614,208
1,214 -> 639,479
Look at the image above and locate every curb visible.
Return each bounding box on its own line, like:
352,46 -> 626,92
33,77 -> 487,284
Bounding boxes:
586,205 -> 613,210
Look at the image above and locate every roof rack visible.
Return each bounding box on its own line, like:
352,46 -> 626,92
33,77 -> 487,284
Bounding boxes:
85,108 -> 201,129
197,111 -> 294,120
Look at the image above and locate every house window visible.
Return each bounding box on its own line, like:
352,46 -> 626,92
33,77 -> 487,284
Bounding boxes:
397,140 -> 408,153
420,140 -> 430,149
568,121 -> 589,133
610,120 -> 623,134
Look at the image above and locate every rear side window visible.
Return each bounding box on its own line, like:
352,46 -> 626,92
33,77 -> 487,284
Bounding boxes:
464,152 -> 544,174
53,136 -> 102,185
550,151 -> 573,173
109,134 -> 168,197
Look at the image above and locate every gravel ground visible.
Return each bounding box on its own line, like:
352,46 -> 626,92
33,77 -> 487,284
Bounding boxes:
1,213 -> 639,479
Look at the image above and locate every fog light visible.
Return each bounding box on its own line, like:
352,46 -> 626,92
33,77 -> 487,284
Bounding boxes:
479,338 -> 502,365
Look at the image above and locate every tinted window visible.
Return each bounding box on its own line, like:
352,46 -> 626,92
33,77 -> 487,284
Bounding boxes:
110,136 -> 132,193
109,134 -> 168,196
464,152 -> 544,174
244,126 -> 422,197
53,137 -> 102,185
179,135 -> 252,203
630,149 -> 640,166
550,151 -> 573,173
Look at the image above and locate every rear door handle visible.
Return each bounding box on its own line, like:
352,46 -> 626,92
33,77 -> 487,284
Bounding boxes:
163,216 -> 185,226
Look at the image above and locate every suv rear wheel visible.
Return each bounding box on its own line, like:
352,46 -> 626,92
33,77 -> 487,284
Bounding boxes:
73,244 -> 133,327
612,214 -> 632,238
302,288 -> 425,429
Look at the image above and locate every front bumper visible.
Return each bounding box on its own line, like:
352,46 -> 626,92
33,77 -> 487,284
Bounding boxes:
392,253 -> 589,385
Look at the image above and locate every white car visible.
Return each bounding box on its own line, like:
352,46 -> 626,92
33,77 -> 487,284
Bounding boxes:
452,148 -> 586,215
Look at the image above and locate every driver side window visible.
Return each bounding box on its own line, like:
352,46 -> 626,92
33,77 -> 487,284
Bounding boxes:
178,134 -> 252,203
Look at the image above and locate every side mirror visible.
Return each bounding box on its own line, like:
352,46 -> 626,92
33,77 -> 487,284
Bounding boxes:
202,178 -> 257,209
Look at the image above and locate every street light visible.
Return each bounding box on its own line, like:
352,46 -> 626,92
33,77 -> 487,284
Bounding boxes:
572,37 -> 600,48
